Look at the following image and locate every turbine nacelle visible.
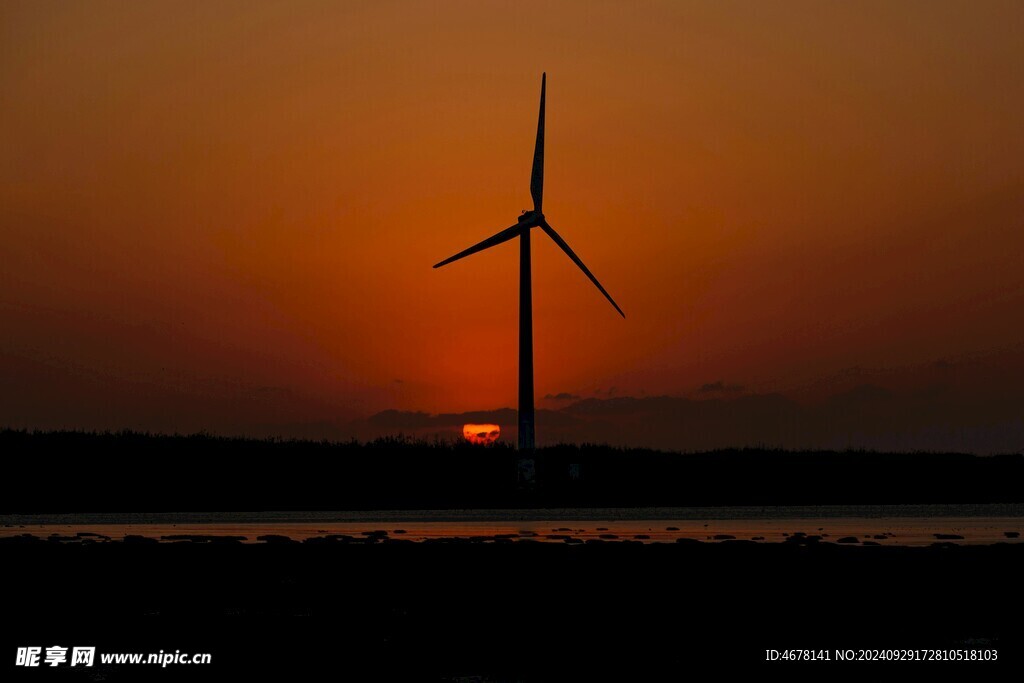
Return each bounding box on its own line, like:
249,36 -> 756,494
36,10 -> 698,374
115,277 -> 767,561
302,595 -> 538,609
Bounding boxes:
517,209 -> 544,226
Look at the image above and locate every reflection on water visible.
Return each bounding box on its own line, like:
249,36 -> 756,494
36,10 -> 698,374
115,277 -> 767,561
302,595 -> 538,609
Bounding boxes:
2,506 -> 1023,546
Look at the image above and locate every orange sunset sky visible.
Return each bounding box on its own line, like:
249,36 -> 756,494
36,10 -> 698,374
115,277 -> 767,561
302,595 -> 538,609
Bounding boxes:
2,1 -> 1023,447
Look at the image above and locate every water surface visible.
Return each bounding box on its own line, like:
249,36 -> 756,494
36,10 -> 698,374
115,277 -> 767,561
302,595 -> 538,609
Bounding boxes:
3,505 -> 1022,546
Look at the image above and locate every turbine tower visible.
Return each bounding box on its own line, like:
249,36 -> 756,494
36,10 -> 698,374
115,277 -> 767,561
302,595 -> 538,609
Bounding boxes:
434,73 -> 624,467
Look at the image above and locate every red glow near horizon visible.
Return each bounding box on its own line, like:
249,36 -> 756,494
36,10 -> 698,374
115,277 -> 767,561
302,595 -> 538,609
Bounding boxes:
464,424 -> 501,445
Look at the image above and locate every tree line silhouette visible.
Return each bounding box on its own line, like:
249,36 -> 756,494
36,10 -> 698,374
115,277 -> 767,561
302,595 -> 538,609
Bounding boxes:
2,429 -> 1022,512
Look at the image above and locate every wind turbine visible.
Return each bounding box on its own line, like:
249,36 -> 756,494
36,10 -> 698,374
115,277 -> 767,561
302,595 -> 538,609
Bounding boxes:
433,73 -> 624,466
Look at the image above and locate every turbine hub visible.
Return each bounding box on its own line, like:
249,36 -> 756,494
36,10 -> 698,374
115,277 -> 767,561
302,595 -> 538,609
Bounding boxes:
517,210 -> 543,226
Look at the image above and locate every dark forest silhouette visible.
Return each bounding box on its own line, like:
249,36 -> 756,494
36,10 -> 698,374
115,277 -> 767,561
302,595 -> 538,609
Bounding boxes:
4,429 -> 1023,513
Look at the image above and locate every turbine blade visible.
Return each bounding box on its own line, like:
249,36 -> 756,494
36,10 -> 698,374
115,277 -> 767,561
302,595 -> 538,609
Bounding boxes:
530,73 -> 545,212
433,223 -> 524,268
540,220 -> 625,318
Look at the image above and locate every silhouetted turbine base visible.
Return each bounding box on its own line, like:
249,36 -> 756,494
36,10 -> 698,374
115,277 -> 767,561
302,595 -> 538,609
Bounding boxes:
518,224 -> 535,456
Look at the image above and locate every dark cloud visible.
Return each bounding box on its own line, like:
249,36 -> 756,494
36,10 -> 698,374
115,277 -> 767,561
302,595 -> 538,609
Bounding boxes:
181,347 -> 1024,453
562,388 -> 1024,453
353,362 -> 1024,452
698,381 -> 745,394
824,384 -> 892,407
560,393 -> 803,450
250,386 -> 292,397
367,409 -> 436,430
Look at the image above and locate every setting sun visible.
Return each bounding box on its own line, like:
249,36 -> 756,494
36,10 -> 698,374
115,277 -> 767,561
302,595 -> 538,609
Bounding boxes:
463,424 -> 501,445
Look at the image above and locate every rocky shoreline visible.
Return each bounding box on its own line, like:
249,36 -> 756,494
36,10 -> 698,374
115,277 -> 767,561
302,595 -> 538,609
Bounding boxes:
3,537 -> 1023,678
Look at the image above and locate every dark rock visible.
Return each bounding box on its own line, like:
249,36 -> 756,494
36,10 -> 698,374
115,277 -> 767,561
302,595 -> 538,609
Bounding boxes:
934,534 -> 965,540
0,534 -> 42,544
1004,531 -> 1020,539
159,534 -> 245,544
208,536 -> 246,544
303,536 -> 340,545
47,534 -> 78,543
675,538 -> 703,545
785,534 -> 821,545
836,537 -> 860,544
257,534 -> 298,544
713,534 -> 736,541
123,535 -> 158,545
